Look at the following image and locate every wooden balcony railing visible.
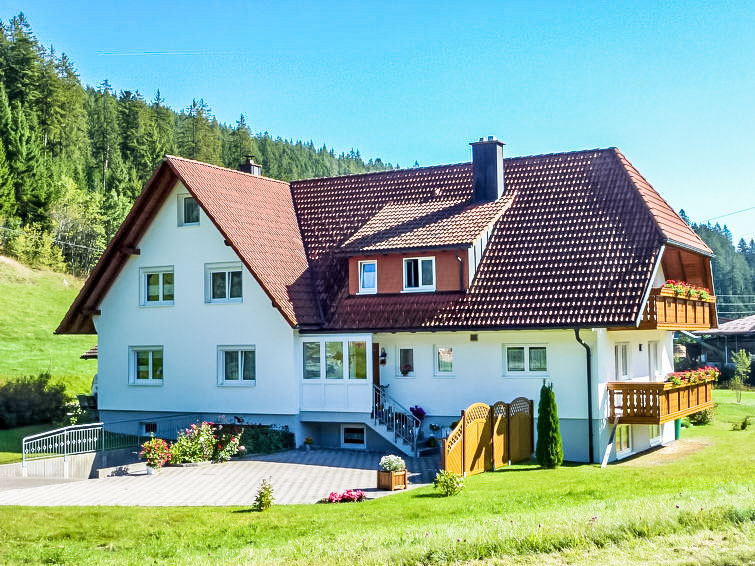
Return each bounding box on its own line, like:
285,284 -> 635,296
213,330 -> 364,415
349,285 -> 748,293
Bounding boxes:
606,378 -> 714,425
639,288 -> 716,331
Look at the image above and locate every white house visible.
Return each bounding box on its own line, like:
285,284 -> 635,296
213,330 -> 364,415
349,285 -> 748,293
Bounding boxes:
58,138 -> 718,463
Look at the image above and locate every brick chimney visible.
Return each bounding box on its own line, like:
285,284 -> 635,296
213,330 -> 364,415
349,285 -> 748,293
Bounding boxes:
239,155 -> 261,176
470,136 -> 504,202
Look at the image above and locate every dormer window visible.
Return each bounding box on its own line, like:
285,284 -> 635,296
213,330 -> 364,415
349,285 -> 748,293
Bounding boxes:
358,260 -> 377,294
403,257 -> 435,292
178,195 -> 199,226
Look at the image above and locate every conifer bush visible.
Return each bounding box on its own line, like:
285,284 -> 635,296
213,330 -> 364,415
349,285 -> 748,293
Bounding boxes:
535,382 -> 563,468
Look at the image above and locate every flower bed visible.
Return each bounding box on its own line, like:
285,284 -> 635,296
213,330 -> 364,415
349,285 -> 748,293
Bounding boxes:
665,366 -> 720,387
326,489 -> 366,503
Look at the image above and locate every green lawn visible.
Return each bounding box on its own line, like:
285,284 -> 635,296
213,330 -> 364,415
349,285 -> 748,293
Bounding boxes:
0,391 -> 753,565
0,424 -> 51,465
0,257 -> 95,394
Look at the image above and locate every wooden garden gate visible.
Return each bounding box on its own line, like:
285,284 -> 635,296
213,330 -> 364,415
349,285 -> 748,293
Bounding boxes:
441,397 -> 533,476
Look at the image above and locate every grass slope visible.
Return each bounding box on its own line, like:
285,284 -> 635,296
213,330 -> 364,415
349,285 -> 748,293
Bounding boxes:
0,424 -> 51,464
0,256 -> 95,394
0,391 -> 753,565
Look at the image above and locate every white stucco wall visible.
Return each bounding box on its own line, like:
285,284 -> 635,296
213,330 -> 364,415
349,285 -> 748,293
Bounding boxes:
373,329 -> 596,419
94,182 -> 298,415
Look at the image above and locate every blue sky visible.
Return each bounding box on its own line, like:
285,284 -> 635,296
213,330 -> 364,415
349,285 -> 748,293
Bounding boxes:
9,1 -> 755,242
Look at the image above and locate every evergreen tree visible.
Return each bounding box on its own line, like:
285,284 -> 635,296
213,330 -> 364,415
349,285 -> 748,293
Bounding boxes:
4,13 -> 40,107
535,382 -> 563,468
0,138 -> 15,219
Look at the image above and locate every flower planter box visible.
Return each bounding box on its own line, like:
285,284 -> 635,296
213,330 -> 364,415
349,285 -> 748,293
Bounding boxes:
377,469 -> 407,491
659,287 -> 716,303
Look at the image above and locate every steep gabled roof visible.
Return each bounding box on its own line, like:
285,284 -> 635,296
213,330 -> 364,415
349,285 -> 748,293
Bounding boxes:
614,149 -> 713,256
292,148 -> 708,330
57,156 -> 318,333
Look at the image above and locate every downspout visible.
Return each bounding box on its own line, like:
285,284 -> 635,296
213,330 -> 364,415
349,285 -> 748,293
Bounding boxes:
455,252 -> 465,290
574,328 -> 594,464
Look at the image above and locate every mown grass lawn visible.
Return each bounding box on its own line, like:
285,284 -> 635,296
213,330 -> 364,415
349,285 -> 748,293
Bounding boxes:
0,391 -> 753,565
0,424 -> 51,465
0,257 -> 95,395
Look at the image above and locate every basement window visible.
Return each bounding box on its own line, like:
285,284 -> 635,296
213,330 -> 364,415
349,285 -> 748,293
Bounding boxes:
341,425 -> 366,449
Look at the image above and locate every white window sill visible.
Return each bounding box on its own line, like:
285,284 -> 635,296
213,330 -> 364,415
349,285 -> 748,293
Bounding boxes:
178,223 -> 199,228
502,373 -> 549,379
395,373 -> 416,378
129,381 -> 164,386
206,298 -> 243,304
616,449 -> 632,460
356,290 -> 377,295
401,287 -> 436,293
433,373 -> 456,378
140,302 -> 175,308
218,381 -> 256,387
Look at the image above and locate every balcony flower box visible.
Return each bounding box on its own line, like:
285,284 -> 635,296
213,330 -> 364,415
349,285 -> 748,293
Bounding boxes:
660,282 -> 716,303
377,469 -> 408,490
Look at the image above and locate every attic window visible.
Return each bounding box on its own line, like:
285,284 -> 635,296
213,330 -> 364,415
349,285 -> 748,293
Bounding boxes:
178,195 -> 199,226
403,257 -> 435,292
358,260 -> 377,294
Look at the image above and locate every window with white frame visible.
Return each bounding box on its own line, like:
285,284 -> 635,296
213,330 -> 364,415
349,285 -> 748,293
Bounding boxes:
434,345 -> 454,376
128,346 -> 163,384
358,260 -> 377,294
341,425 -> 366,449
615,343 -> 630,380
205,263 -> 243,303
504,345 -> 548,375
648,341 -> 660,379
648,424 -> 661,446
217,346 -> 255,384
178,194 -> 200,226
403,257 -> 435,291
615,424 -> 631,456
140,267 -> 174,306
301,338 -> 369,380
397,347 -> 415,376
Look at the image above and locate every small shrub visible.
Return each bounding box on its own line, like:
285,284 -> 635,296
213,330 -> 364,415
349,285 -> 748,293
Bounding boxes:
379,454 -> 406,472
253,478 -> 274,511
688,405 -> 716,425
433,470 -> 464,496
242,425 -> 295,454
213,424 -> 243,463
0,373 -> 68,429
327,489 -> 366,503
169,422 -> 243,463
731,416 -> 751,431
536,382 -> 563,468
140,436 -> 171,469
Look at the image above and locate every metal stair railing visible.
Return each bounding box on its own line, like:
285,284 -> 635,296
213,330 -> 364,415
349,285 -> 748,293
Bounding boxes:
372,384 -> 420,456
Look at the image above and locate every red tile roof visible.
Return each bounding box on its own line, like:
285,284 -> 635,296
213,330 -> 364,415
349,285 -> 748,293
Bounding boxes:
292,148 -> 709,330
59,146 -> 711,334
340,194 -> 513,253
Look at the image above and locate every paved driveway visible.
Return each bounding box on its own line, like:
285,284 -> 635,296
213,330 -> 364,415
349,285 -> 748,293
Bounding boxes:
0,450 -> 440,506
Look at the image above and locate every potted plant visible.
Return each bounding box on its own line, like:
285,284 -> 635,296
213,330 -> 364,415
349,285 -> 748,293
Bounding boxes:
377,454 -> 408,490
140,436 -> 171,475
400,363 -> 413,376
303,436 -> 314,452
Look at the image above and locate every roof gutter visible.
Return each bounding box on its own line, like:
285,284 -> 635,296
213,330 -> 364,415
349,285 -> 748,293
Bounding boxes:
666,239 -> 714,258
574,328 -> 594,464
634,244 -> 666,328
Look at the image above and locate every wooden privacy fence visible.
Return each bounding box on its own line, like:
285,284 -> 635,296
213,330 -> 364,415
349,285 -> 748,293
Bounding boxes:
441,397 -> 534,476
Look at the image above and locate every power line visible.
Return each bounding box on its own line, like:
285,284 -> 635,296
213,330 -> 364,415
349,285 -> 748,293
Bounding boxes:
0,225 -> 103,253
706,205 -> 755,222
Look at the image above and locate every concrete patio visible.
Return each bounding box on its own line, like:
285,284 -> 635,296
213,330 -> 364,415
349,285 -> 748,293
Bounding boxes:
0,449 -> 440,506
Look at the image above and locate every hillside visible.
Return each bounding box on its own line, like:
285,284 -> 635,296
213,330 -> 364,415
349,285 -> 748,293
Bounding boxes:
0,256 -> 94,394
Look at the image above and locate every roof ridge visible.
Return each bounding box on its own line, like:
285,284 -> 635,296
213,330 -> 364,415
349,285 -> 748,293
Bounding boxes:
163,155 -> 290,186
290,161 -> 472,184
503,146 -> 613,162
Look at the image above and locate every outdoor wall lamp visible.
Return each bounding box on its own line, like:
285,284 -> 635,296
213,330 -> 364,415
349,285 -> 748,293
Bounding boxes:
379,347 -> 387,365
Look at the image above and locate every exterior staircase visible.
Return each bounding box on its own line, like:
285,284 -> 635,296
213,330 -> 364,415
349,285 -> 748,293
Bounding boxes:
369,385 -> 420,457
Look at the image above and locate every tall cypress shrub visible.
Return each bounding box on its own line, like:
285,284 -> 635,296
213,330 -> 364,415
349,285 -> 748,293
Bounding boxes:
536,382 -> 564,468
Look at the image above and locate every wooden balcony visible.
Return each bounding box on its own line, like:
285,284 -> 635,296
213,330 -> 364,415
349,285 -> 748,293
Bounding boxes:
638,288 -> 717,331
606,378 -> 714,425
